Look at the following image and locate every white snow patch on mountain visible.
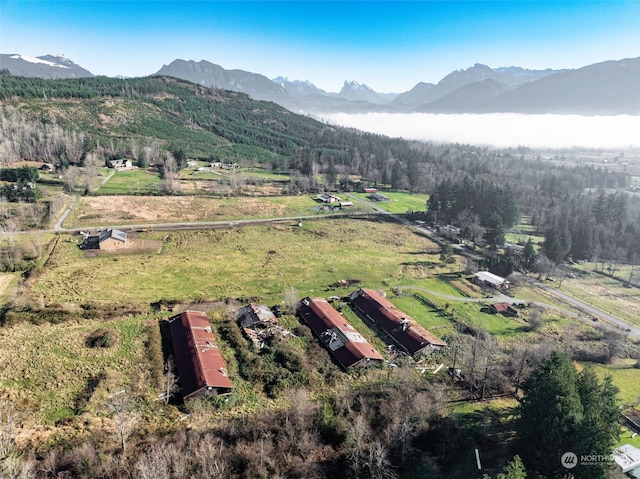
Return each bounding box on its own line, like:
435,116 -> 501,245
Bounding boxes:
10,55 -> 70,68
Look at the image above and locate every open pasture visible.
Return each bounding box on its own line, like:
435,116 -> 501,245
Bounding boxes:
0,315 -> 155,424
550,270 -> 640,328
29,218 -> 449,307
63,194 -> 362,228
351,191 -> 428,214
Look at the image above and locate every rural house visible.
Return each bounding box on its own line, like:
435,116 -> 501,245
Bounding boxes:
348,288 -> 445,357
107,159 -> 133,170
473,271 -> 509,290
317,193 -> 341,203
297,297 -> 383,370
168,310 -> 232,401
98,228 -> 128,251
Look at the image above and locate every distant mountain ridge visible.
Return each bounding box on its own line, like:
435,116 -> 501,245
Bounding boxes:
0,53 -> 94,79
2,52 -> 638,115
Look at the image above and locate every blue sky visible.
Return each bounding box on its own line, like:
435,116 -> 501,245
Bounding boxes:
1,1 -> 639,92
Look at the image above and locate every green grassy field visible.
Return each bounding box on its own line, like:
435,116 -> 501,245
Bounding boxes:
97,169 -> 163,194
29,218 -> 446,307
351,191 -> 428,214
0,315 -> 154,424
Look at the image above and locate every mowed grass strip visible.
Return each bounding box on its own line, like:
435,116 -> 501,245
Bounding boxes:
97,169 -> 163,194
351,191 -> 428,214
28,218 -> 442,308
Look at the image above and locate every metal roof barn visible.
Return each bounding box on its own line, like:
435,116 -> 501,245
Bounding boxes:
348,288 -> 445,357
297,297 -> 384,370
168,310 -> 232,401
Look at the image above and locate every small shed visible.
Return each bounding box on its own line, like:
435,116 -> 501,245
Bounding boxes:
369,192 -> 389,202
624,409 -> 640,433
98,228 -> 128,251
489,303 -> 518,317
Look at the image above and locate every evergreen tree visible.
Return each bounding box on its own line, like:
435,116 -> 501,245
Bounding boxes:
517,352 -> 620,478
574,369 -> 619,479
484,212 -> 505,250
517,352 -> 582,477
522,238 -> 537,270
497,455 -> 527,479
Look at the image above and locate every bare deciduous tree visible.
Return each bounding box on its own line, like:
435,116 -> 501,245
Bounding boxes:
0,398 -> 21,459
135,444 -> 171,479
164,356 -> 180,403
105,392 -> 140,453
283,286 -> 300,314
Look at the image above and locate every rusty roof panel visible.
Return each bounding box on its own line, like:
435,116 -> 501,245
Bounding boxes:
349,289 -> 445,356
297,297 -> 383,370
169,310 -> 232,400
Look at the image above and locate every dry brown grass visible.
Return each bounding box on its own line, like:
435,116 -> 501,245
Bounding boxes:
66,196 -> 291,227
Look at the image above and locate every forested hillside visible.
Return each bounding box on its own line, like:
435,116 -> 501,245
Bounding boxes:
0,74 -> 638,269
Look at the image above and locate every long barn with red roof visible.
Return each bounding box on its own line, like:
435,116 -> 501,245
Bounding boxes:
348,288 -> 445,357
168,310 -> 233,401
297,297 -> 384,370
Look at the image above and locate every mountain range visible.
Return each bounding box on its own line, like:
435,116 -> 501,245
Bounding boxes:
1,53 -> 639,115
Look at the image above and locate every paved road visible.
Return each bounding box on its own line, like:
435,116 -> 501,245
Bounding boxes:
54,195 -> 77,231
514,273 -> 640,338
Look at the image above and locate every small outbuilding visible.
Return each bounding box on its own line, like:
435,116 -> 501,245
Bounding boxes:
612,444 -> 640,475
168,310 -> 232,401
489,303 -> 519,317
317,193 -> 341,203
369,192 -> 389,202
624,409 -> 640,434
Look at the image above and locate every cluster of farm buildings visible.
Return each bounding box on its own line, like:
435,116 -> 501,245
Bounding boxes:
167,287 -> 451,402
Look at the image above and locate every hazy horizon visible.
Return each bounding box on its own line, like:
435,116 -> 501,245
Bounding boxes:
323,113 -> 640,150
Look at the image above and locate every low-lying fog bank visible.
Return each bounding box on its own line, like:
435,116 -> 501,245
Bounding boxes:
322,113 -> 640,150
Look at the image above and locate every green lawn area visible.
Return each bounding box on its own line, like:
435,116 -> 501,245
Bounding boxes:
505,232 -> 543,247
389,294 -> 457,337
97,169 -> 162,194
580,359 -> 640,449
585,359 -> 640,406
351,191 -> 428,214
